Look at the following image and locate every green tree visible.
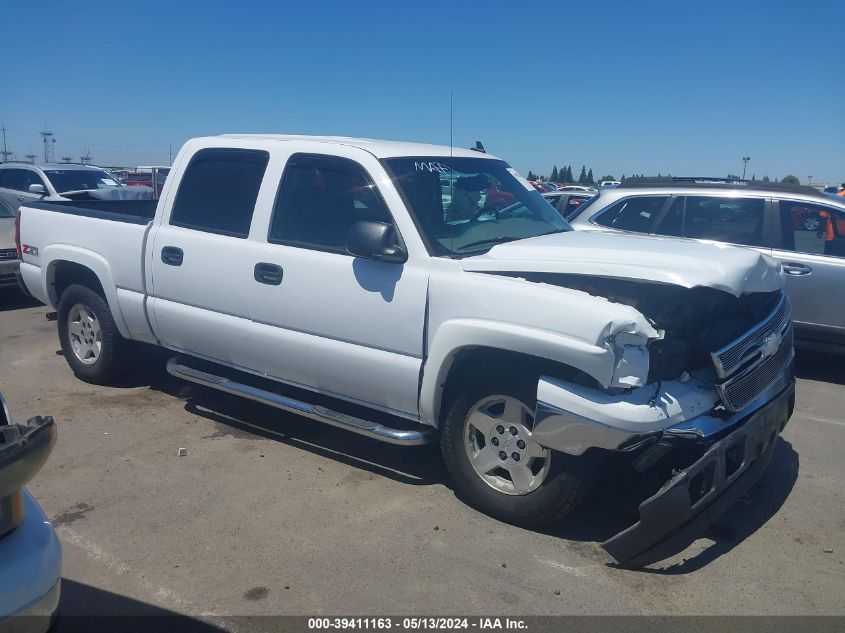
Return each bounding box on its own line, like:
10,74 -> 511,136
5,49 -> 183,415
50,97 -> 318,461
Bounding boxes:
563,166 -> 572,183
587,168 -> 595,184
762,175 -> 770,182
551,166 -> 559,182
578,166 -> 587,184
527,170 -> 536,180
599,174 -> 616,183
751,174 -> 756,181
781,174 -> 800,185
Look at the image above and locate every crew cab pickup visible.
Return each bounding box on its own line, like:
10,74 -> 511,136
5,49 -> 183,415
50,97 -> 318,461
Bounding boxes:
17,135 -> 795,567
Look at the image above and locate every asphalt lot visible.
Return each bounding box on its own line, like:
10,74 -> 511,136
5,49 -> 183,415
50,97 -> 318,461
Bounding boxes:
1,287 -> 844,622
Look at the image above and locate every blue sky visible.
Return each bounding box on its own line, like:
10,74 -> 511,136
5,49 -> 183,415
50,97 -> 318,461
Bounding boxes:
2,0 -> 843,183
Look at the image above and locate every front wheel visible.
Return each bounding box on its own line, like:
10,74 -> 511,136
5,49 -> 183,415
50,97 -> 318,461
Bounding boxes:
440,379 -> 586,528
57,284 -> 129,384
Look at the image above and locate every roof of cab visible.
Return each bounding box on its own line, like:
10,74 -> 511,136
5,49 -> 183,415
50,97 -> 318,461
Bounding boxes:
217,134 -> 501,160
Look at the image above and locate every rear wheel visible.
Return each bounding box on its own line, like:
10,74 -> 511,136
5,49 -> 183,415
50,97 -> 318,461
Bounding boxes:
440,375 -> 586,528
57,284 -> 129,384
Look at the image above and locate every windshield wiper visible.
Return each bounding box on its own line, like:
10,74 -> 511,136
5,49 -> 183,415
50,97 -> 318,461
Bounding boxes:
457,236 -> 523,251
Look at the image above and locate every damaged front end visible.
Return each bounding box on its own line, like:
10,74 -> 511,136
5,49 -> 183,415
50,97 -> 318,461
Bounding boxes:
524,278 -> 796,568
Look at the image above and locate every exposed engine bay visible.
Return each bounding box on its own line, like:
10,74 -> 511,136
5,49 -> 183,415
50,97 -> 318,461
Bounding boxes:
502,272 -> 781,384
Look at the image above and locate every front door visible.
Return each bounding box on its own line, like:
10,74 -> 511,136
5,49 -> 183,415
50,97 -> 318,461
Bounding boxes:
241,151 -> 428,418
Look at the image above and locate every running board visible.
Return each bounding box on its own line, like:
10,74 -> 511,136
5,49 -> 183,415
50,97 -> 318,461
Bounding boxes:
166,357 -> 435,446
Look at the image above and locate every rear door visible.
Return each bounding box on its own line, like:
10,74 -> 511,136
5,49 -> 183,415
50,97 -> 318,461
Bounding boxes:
770,199 -> 845,341
147,145 -> 271,365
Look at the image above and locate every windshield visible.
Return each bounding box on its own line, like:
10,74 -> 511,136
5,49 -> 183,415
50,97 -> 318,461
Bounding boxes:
383,157 -> 570,256
44,169 -> 121,193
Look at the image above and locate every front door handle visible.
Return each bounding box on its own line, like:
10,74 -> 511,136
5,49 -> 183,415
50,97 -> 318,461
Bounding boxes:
782,262 -> 812,276
254,262 -> 283,285
17,196 -> 25,202
161,246 -> 184,266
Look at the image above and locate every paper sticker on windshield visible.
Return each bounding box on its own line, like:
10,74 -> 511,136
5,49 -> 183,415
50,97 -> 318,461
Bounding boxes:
507,168 -> 535,192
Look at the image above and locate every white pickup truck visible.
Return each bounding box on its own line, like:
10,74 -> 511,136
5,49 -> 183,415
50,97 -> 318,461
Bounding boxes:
16,134 -> 795,567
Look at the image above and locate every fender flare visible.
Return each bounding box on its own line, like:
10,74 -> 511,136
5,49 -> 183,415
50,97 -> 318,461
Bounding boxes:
419,318 -> 617,426
41,245 -> 131,339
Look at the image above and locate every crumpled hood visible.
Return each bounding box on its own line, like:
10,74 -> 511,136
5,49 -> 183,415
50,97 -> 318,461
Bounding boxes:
460,230 -> 784,297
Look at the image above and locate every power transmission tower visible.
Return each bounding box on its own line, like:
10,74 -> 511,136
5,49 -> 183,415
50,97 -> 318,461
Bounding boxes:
80,149 -> 93,165
1,125 -> 13,163
25,150 -> 37,164
61,155 -> 73,163
41,128 -> 56,163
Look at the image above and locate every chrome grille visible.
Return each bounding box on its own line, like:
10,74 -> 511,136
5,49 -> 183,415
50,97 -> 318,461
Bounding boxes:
718,324 -> 794,412
0,248 -> 17,261
712,293 -> 791,379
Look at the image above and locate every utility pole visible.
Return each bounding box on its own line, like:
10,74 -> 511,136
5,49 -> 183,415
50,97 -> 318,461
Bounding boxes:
61,155 -> 73,163
41,127 -> 55,163
741,156 -> 751,180
808,176 -> 812,187
80,149 -> 92,165
169,144 -> 172,166
25,147 -> 37,164
0,125 -> 14,163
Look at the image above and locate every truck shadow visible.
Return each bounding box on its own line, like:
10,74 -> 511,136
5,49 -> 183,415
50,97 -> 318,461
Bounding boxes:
0,287 -> 42,312
539,438 -> 799,573
794,349 -> 845,385
126,347 -> 799,574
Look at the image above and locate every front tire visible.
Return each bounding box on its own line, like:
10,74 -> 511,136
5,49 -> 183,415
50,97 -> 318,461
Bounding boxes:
57,284 -> 129,384
440,376 -> 586,528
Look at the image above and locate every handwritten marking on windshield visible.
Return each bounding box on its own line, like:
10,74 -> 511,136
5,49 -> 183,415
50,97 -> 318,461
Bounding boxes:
415,161 -> 451,174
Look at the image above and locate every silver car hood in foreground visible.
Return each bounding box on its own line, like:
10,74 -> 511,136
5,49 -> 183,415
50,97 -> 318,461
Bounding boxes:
461,231 -> 783,297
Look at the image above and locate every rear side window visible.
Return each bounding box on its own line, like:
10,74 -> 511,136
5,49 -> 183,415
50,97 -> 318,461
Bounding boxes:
170,148 -> 269,238
779,201 -> 845,258
268,154 -> 392,253
593,196 -> 668,232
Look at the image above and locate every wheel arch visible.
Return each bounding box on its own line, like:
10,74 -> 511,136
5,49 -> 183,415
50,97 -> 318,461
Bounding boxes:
44,248 -> 131,338
420,319 -> 607,427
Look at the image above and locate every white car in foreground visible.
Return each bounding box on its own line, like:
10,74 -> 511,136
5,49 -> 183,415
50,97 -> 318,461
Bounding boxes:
0,395 -> 61,631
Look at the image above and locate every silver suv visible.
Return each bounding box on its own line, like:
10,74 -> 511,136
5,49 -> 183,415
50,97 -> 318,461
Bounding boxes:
568,178 -> 845,348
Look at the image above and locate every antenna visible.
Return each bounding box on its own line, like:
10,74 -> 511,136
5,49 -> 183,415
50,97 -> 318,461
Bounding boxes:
41,127 -> 55,163
449,91 -> 453,154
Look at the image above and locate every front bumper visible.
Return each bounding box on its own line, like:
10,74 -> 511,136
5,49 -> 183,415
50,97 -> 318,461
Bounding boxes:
603,379 -> 794,567
532,358 -> 795,568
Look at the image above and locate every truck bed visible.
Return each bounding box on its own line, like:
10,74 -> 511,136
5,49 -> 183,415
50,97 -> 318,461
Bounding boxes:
28,200 -> 157,225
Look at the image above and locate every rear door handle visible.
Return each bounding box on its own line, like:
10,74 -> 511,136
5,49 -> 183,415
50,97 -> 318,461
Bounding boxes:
161,246 -> 184,266
254,262 -> 283,285
782,262 -> 812,276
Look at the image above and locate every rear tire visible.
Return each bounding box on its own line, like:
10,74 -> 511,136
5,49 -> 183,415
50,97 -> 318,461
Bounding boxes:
57,284 -> 129,384
440,373 -> 586,528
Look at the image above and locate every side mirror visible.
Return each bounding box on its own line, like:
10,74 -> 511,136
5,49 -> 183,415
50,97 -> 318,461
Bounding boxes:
346,221 -> 407,263
28,184 -> 46,196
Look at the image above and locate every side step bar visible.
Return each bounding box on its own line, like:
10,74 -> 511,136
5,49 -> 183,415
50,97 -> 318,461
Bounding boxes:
166,357 -> 436,446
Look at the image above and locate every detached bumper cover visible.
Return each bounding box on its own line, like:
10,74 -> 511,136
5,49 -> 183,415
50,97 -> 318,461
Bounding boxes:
602,380 -> 795,568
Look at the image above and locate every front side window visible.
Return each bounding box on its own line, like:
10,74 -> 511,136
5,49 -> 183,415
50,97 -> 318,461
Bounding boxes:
170,148 -> 269,238
382,157 -> 568,257
780,201 -> 845,258
593,196 -> 668,232
44,169 -> 117,193
269,154 -> 393,253
681,196 -> 764,246
0,168 -> 46,193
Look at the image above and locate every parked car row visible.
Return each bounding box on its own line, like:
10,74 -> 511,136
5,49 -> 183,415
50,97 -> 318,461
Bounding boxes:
568,177 -> 845,348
